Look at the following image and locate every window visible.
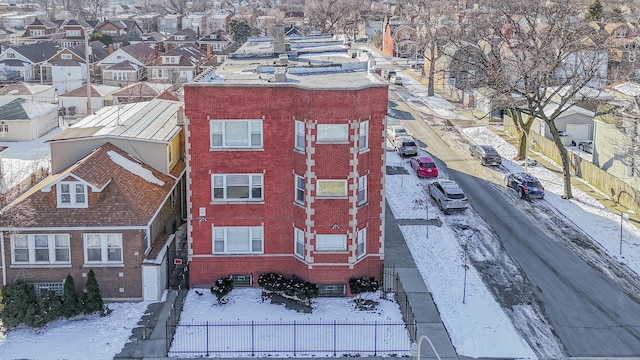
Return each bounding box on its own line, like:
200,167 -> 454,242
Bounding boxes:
6,52 -> 15,59
112,71 -> 127,81
295,175 -> 305,204
0,124 -> 8,134
358,175 -> 367,205
212,174 -> 263,201
213,226 -> 263,254
84,233 -> 123,264
317,124 -> 348,142
359,121 -> 369,151
162,56 -> 178,64
30,29 -> 44,36
357,228 -> 366,259
175,35 -> 185,40
294,120 -> 305,151
11,234 -> 70,264
66,29 -> 80,37
629,50 -> 636,63
210,119 -> 263,148
316,179 -> 347,197
294,227 -> 304,258
61,54 -> 72,60
57,181 -> 87,207
316,234 -> 346,251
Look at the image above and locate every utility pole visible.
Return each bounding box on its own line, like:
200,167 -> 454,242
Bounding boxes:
85,29 -> 92,115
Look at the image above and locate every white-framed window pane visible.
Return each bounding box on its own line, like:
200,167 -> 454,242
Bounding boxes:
226,122 -> 249,146
316,180 -> 347,197
60,183 -> 71,203
295,175 -> 304,204
212,226 -> 263,254
250,121 -> 262,146
107,235 -> 122,262
294,228 -> 304,258
210,120 -> 263,148
295,120 -> 305,150
357,228 -> 366,259
13,234 -> 28,262
358,175 -> 367,205
317,124 -> 348,142
34,235 -> 49,262
84,234 -> 122,263
359,121 -> 369,151
211,174 -> 263,201
316,234 -> 346,251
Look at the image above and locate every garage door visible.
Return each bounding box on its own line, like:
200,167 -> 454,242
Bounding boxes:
566,124 -> 591,142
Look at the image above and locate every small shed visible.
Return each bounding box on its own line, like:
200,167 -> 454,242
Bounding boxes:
0,98 -> 59,141
58,84 -> 120,116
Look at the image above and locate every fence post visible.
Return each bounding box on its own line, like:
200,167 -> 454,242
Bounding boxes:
374,321 -> 378,356
251,321 -> 255,356
293,320 -> 297,356
206,321 -> 209,356
333,320 -> 337,356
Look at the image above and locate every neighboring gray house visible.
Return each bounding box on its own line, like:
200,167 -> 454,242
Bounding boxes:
158,14 -> 182,34
0,42 -> 59,82
98,42 -> 159,83
524,102 -> 595,143
46,98 -> 185,181
0,97 -> 59,141
164,28 -> 198,51
147,44 -> 206,83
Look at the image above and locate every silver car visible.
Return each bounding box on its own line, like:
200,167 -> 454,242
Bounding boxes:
428,179 -> 468,214
578,140 -> 593,154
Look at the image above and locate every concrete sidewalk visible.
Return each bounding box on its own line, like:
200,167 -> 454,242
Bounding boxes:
114,202 -> 461,360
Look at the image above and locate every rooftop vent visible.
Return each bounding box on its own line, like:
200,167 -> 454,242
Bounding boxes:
278,54 -> 288,65
274,67 -> 287,82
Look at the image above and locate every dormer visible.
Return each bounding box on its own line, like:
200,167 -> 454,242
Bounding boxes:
175,35 -> 185,41
66,29 -> 81,37
42,173 -> 109,209
162,55 -> 180,64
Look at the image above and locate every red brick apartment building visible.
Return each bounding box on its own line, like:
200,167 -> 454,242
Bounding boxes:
184,35 -> 388,296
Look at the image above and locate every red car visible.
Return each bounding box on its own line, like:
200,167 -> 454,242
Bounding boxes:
410,156 -> 438,178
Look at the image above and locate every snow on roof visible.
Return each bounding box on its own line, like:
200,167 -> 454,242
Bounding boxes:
107,149 -> 165,186
613,82 -> 640,97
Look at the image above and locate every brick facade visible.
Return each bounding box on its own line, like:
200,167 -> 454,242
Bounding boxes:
184,84 -> 388,293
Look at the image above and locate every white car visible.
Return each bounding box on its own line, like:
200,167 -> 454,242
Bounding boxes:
427,179 -> 469,214
387,125 -> 407,143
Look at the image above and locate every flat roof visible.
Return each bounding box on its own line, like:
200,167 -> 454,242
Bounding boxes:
189,36 -> 387,90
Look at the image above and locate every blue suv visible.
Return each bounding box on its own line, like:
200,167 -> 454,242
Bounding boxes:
505,173 -> 545,199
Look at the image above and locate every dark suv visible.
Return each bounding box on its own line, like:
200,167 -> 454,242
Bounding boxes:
505,172 -> 545,199
469,145 -> 502,166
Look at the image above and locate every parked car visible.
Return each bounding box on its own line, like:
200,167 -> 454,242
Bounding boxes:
410,156 -> 439,178
394,136 -> 418,157
391,75 -> 403,86
505,172 -> 545,199
469,145 -> 502,166
578,140 -> 594,154
387,125 -> 407,143
558,131 -> 576,146
427,179 -> 468,214
385,69 -> 397,81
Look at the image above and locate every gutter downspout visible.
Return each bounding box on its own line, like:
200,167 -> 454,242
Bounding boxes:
1,231 -> 7,286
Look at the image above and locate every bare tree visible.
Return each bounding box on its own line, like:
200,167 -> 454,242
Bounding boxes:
304,0 -> 360,34
451,0 -> 612,199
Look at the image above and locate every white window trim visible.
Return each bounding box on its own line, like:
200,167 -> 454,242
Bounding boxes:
210,119 -> 263,149
359,121 -> 369,151
83,233 -> 123,264
11,234 -> 71,265
357,228 -> 366,259
57,181 -> 88,208
294,120 -> 305,151
294,174 -> 304,204
212,225 -> 264,254
212,174 -> 264,201
294,227 -> 304,258
317,124 -> 348,143
316,234 -> 347,251
358,175 -> 367,205
316,179 -> 347,198
61,53 -> 72,59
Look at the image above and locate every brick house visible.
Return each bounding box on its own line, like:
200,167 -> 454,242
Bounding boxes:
0,142 -> 182,301
57,19 -> 93,48
22,19 -> 57,44
95,19 -> 143,49
183,35 -> 387,296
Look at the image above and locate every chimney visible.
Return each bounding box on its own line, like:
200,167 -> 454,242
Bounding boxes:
273,23 -> 285,55
207,43 -> 211,58
274,67 -> 286,82
197,26 -> 200,38
177,106 -> 184,126
155,44 -> 159,58
108,44 -> 113,54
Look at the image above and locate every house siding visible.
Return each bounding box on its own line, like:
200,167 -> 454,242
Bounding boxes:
184,85 -> 387,291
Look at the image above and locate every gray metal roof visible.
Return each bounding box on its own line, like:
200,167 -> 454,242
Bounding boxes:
48,99 -> 183,143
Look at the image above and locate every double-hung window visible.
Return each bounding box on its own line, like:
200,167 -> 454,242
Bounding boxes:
294,227 -> 305,258
359,121 -> 369,151
57,181 -> 87,208
213,226 -> 263,254
358,175 -> 367,205
317,124 -> 348,143
357,228 -> 366,259
210,119 -> 263,149
84,233 -> 123,264
11,234 -> 70,265
212,174 -> 263,201
295,175 -> 305,204
294,120 -> 305,151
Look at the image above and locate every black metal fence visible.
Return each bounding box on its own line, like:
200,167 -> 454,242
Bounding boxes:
393,273 -> 417,341
165,289 -> 188,352
167,320 -> 412,357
